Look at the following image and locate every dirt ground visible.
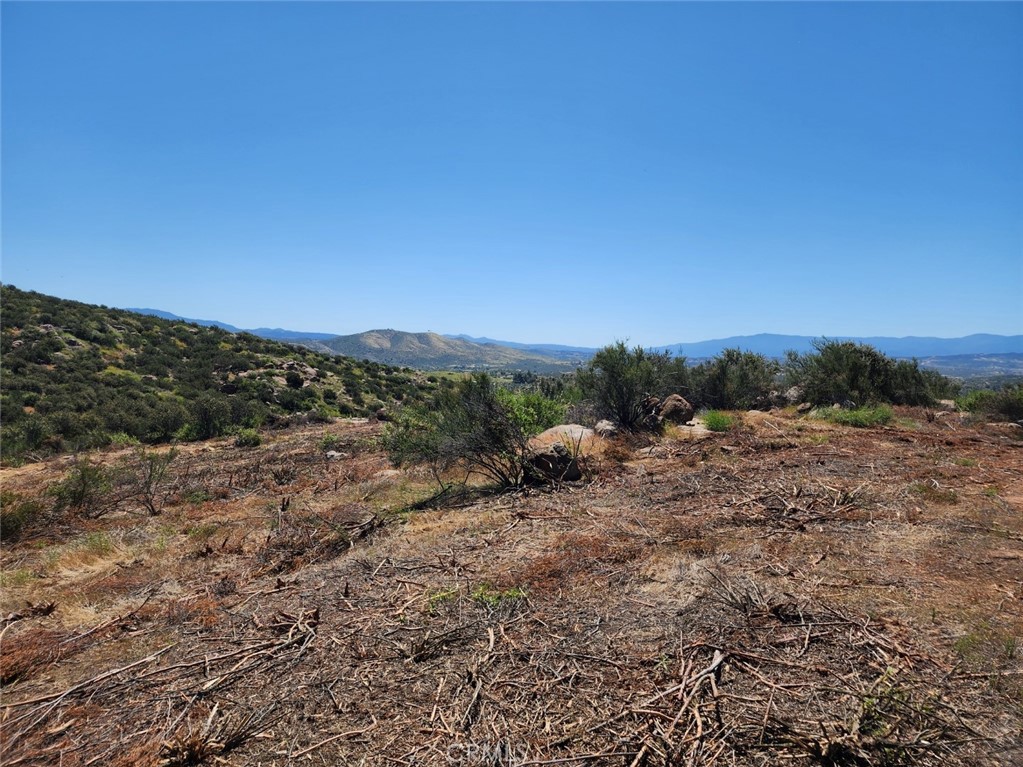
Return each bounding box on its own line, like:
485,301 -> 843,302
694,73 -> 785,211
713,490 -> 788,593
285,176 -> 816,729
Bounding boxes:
1,408 -> 1021,766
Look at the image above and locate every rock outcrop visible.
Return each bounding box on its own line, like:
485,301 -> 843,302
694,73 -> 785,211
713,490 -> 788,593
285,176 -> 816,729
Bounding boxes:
526,442 -> 582,482
657,394 -> 696,425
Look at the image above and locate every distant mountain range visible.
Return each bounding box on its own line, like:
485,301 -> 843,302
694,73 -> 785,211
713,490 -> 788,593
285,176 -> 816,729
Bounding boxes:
447,332 -> 1023,361
126,308 -> 337,341
124,307 -> 1021,375
651,332 -> 1023,359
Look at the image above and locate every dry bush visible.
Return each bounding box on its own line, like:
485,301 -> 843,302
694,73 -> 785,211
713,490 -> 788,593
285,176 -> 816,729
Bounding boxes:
256,500 -> 379,574
133,595 -> 223,630
1,627 -> 70,685
658,515 -> 715,556
0,490 -> 47,543
509,531 -> 643,592
158,703 -> 280,767
602,438 -> 634,465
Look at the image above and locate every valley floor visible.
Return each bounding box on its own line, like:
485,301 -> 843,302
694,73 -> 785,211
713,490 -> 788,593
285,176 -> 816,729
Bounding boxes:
1,409 -> 1021,766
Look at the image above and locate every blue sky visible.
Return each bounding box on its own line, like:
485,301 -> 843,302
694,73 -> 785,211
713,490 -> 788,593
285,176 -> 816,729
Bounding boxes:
2,2 -> 1021,346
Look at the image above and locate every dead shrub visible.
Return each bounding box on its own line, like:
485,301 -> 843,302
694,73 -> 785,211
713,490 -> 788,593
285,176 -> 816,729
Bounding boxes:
141,596 -> 222,628
256,501 -> 380,574
81,567 -> 153,600
510,532 -> 643,592
658,516 -> 715,558
1,628 -> 67,685
658,515 -> 706,543
0,490 -> 47,542
158,703 -> 279,767
601,439 -> 633,465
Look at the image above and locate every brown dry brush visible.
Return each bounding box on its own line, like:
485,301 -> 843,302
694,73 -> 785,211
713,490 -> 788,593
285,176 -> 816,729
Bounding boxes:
0,576 -> 1016,767
0,598 -> 143,687
255,498 -> 383,575
2,421 -> 1020,766
0,608 -> 316,767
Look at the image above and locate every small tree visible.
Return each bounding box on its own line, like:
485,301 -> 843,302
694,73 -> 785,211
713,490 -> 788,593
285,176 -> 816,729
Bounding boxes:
694,349 -> 779,410
190,393 -> 231,440
49,458 -> 116,518
383,374 -> 563,489
577,342 -> 690,431
785,339 -> 952,407
127,446 -> 178,515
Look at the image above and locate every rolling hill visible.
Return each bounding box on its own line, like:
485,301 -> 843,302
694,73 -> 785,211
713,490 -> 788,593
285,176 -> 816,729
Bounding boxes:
2,287 -> 433,462
314,330 -> 576,372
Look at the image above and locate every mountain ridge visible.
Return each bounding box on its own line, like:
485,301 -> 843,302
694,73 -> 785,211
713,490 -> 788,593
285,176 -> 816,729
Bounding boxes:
126,308 -> 338,341
121,307 -> 1022,372
126,308 -> 1021,357
651,332 -> 1023,359
314,329 -> 575,372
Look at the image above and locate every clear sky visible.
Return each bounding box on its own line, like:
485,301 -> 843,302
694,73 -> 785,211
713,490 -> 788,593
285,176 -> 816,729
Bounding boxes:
2,2 -> 1021,347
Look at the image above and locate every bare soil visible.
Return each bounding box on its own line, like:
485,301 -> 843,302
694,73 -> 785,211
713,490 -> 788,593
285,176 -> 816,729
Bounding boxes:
1,409 -> 1021,766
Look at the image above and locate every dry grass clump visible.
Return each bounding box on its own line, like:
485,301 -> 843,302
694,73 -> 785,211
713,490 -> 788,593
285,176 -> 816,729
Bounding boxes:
158,703 -> 280,767
0,627 -> 68,685
255,499 -> 382,574
508,531 -> 645,592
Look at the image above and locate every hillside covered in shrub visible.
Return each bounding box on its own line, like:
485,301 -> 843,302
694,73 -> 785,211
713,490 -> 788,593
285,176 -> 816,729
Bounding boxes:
0,285 -> 434,462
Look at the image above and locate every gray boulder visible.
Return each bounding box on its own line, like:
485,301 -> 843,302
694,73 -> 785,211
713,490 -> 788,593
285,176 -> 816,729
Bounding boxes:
784,386 -> 804,405
594,419 -> 619,438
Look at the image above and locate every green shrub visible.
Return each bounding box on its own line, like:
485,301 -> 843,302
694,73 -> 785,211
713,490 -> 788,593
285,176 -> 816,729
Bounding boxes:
123,446 -> 178,514
234,429 -> 261,448
694,349 -> 779,410
703,410 -> 734,432
49,459 -> 116,518
957,389 -> 997,413
0,490 -> 45,542
817,404 -> 893,428
496,389 -> 566,437
991,386 -> 1023,421
184,488 -> 212,505
190,393 -> 231,439
383,373 -> 558,489
471,583 -> 527,608
785,340 -> 950,407
958,385 -> 1023,422
110,432 -> 140,446
319,434 -> 342,451
577,342 -> 691,431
